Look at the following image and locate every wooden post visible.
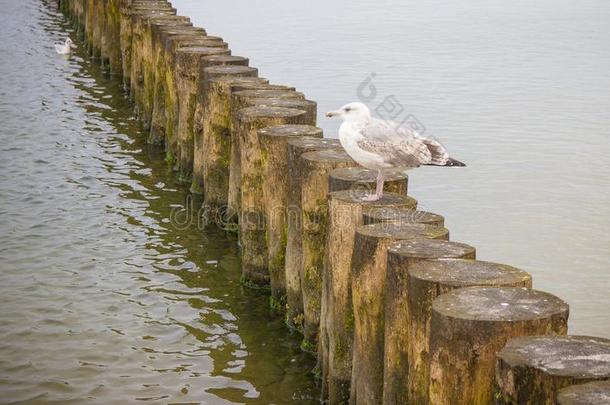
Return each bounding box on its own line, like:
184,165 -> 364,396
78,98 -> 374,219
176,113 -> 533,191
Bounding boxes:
103,0 -> 122,74
149,32 -> 226,160
258,126 -> 324,309
136,22 -> 200,123
181,54 -> 246,182
329,167 -> 408,196
298,149 -> 357,353
496,335 -> 610,405
129,12 -> 187,117
236,107 -> 309,288
363,206 -> 444,227
119,5 -> 177,91
429,287 -> 569,405
557,381 -> 610,405
143,23 -> 202,128
285,137 -> 342,333
191,76 -> 270,196
243,98 -> 317,126
191,61 -> 254,197
320,191 -> 418,404
174,46 -> 238,182
227,88 -> 303,218
350,224 -> 450,405
165,37 -> 227,168
198,66 -> 262,207
395,257 -> 531,405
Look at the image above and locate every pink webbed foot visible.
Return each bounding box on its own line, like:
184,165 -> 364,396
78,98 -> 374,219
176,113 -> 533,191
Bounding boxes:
361,194 -> 382,202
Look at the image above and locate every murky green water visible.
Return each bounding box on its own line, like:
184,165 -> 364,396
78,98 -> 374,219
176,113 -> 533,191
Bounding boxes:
0,1 -> 316,403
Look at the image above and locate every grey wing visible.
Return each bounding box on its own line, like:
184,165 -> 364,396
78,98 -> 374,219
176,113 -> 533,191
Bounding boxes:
363,118 -> 451,165
357,137 -> 431,167
361,118 -> 418,142
414,135 -> 450,165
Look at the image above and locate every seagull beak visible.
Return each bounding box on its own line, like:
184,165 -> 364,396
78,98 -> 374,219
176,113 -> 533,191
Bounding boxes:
326,110 -> 341,118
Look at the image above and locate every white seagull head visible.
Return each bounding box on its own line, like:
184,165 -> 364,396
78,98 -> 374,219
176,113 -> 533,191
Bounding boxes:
326,102 -> 371,123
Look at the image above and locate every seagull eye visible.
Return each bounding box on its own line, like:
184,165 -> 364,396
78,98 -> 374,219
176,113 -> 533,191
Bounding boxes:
344,108 -> 351,112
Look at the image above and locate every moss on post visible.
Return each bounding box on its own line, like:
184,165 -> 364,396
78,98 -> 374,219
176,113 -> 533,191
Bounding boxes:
150,31 -> 225,159
227,88 -> 303,218
320,191 -> 417,404
184,54 -> 243,186
350,224 -> 449,405
103,0 -> 123,74
199,66 -> 261,208
191,76 -> 269,196
119,3 -> 176,91
496,335 -> 610,405
236,107 -> 309,288
285,137 -> 341,333
129,10 -> 184,117
395,256 -> 532,404
298,149 -> 356,352
141,22 -> 201,129
257,126 -> 324,309
173,46 -> 237,183
147,29 -> 222,145
429,287 -> 569,405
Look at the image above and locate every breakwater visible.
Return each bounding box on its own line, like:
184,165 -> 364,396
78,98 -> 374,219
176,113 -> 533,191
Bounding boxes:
57,1 -> 610,403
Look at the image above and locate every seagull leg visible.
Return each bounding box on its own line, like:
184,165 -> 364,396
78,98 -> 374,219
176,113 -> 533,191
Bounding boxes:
362,171 -> 384,201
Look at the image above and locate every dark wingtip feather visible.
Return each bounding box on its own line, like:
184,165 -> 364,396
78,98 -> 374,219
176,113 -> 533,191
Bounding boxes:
446,157 -> 466,167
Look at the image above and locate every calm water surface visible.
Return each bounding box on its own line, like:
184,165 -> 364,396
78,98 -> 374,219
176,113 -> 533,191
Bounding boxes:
174,0 -> 610,336
0,1 -> 315,403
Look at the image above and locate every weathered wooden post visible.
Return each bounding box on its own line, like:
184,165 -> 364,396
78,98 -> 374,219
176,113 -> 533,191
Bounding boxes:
129,10 -> 183,113
285,137 -> 342,332
350,224 -> 450,405
257,126 -> 324,308
496,335 -> 610,405
329,167 -> 408,196
102,0 -> 124,75
141,23 -> 203,129
119,6 -> 188,92
298,149 -> 357,352
394,257 -> 531,405
186,55 -> 248,179
244,98 -> 317,126
363,206 -> 444,227
227,88 -> 303,217
198,66 -> 262,206
191,76 -> 270,196
148,26 -> 222,145
557,380 -> 610,405
428,287 -> 569,404
320,191 -> 417,404
174,49 -> 243,182
236,107 -> 309,287
121,5 -> 177,86
150,33 -> 226,161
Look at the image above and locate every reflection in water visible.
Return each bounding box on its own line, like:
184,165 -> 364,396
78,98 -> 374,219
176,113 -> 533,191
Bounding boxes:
0,1 -> 315,403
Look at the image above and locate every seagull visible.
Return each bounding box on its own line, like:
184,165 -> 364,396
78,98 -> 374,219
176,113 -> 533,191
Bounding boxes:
326,102 -> 465,201
54,38 -> 76,55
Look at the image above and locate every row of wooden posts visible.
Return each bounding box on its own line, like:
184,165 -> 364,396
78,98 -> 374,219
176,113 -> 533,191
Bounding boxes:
58,0 -> 610,403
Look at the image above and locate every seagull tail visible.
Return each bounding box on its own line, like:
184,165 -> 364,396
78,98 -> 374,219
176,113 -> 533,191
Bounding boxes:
445,157 -> 466,167
425,157 -> 466,167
